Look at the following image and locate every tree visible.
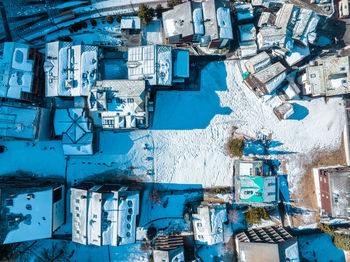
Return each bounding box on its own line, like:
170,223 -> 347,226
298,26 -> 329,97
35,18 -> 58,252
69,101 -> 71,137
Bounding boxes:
138,4 -> 154,25
106,15 -> 114,24
167,0 -> 182,9
244,207 -> 269,225
90,19 -> 97,27
334,233 -> 350,251
227,137 -> 245,157
156,4 -> 163,19
146,226 -> 157,241
116,14 -> 122,23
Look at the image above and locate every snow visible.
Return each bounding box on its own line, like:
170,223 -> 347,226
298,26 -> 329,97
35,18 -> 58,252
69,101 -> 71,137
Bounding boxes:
4,189 -> 53,244
193,8 -> 204,35
142,20 -> 163,45
217,7 -> 233,40
298,233 -> 345,262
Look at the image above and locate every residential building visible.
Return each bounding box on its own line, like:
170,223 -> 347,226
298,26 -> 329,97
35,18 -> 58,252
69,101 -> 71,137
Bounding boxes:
0,103 -> 52,141
0,176 -> 65,244
127,45 -> 189,86
54,108 -> 94,155
234,160 -> 279,205
162,1 -> 204,44
88,80 -> 148,129
273,102 -> 294,120
0,42 -> 45,100
301,55 -> 350,97
284,44 -> 310,66
202,0 -> 233,49
257,12 -> 276,28
235,2 -> 254,21
235,226 -> 300,262
238,24 -> 257,58
257,26 -> 293,52
44,41 -> 99,97
120,16 -> 141,32
313,166 -> 350,220
71,184 -> 140,246
245,62 -> 287,95
153,235 -> 185,262
192,202 -> 227,245
244,51 -> 271,74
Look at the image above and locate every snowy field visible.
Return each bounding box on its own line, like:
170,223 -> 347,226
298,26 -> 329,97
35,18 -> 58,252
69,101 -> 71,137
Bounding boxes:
0,61 -> 345,191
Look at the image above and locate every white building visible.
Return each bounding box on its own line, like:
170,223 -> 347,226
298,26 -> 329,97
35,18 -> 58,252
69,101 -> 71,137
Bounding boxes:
0,42 -> 44,100
44,41 -> 98,97
0,177 -> 65,244
71,185 -> 140,246
54,108 -> 94,155
88,80 -> 148,129
153,247 -> 185,262
238,24 -> 257,58
127,45 -> 189,86
192,203 -> 227,245
244,52 -> 271,74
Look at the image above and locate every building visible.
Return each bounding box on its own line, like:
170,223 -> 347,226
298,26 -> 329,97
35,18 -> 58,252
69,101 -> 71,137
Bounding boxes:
71,184 -> 140,246
88,80 -> 148,129
120,16 -> 141,32
257,12 -> 276,28
244,52 -> 271,74
54,108 -> 94,155
313,166 -> 350,220
273,102 -> 294,120
284,44 -> 310,66
257,26 -> 293,52
301,55 -> 350,97
44,41 -> 98,97
153,235 -> 185,262
0,103 -> 52,141
238,24 -> 257,58
235,2 -> 254,21
234,160 -> 279,205
0,176 -> 65,244
202,0 -> 233,49
162,1 -> 204,44
235,226 -> 300,262
192,203 -> 227,245
245,62 -> 287,95
0,42 -> 45,100
127,45 -> 189,86
339,0 -> 350,18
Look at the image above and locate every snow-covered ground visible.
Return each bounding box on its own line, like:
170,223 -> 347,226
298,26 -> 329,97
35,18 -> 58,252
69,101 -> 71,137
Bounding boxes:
0,61 -> 345,191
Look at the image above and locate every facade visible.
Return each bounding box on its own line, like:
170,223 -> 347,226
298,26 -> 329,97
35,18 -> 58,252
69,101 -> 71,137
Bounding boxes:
54,108 -> 94,155
162,1 -> 204,44
0,103 -> 52,141
301,55 -> 350,97
234,160 -> 279,205
202,0 -> 233,49
44,41 -> 98,97
313,166 -> 350,220
0,176 -> 65,244
71,184 -> 140,246
88,80 -> 148,129
0,42 -> 45,100
235,226 -> 300,262
246,62 -> 287,95
192,202 -> 227,245
127,45 -> 189,86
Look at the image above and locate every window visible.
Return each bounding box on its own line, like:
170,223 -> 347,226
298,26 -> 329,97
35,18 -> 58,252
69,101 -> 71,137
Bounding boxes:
127,98 -> 134,103
324,178 -> 327,183
310,73 -> 316,78
53,187 -> 62,203
93,214 -> 97,219
320,177 -> 322,182
75,199 -> 80,204
197,222 -> 202,227
198,235 -> 204,240
76,213 -> 80,218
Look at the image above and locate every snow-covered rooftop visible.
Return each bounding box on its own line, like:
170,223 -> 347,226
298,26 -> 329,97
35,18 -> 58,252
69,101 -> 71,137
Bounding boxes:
44,41 -> 98,97
0,42 -> 34,100
121,16 -> 141,30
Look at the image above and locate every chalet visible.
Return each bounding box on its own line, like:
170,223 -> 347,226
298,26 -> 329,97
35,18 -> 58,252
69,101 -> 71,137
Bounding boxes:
88,80 -> 148,129
0,42 -> 44,100
44,41 -> 99,97
202,0 -> 233,49
301,55 -> 350,97
273,103 -> 294,120
246,62 -> 287,95
0,176 -> 64,244
238,24 -> 257,58
257,26 -> 293,53
244,52 -> 271,74
235,226 -> 300,262
234,160 -> 279,205
54,108 -> 94,155
313,166 -> 350,221
71,184 -> 140,246
0,103 -> 51,141
153,235 -> 185,262
127,45 -> 189,86
192,202 -> 227,245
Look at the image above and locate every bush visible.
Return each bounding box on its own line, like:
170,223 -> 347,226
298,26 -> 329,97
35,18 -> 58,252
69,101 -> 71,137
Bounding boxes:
318,223 -> 335,236
146,226 -> 157,240
138,4 -> 154,25
90,19 -> 97,27
167,0 -> 182,8
227,137 -> 244,157
334,233 -> 350,251
116,14 -> 122,23
106,15 -> 114,24
156,4 -> 163,19
244,207 -> 269,225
